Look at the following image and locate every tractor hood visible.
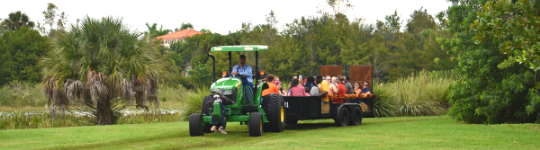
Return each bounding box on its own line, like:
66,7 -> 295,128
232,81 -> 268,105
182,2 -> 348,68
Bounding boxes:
210,77 -> 242,90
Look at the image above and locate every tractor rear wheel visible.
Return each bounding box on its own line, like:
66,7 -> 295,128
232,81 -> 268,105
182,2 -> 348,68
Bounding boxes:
349,106 -> 363,126
334,107 -> 350,126
249,112 -> 263,137
189,113 -> 204,136
200,95 -> 213,133
261,94 -> 286,132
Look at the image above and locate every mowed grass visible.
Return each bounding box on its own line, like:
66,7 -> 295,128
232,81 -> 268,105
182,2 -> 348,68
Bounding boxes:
1,116 -> 539,150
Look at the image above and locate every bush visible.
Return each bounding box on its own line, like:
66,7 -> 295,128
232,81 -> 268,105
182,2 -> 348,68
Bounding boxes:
0,81 -> 47,107
180,87 -> 209,120
374,70 -> 452,117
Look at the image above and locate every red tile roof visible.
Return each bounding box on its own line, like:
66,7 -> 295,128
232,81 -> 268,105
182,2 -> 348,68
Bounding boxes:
154,29 -> 202,40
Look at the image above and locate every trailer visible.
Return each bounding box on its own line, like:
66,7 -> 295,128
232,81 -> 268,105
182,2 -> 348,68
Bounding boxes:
283,94 -> 376,126
283,65 -> 376,126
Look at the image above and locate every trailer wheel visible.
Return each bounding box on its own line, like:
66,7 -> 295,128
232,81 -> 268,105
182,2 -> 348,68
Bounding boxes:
200,95 -> 213,132
350,106 -> 363,126
334,107 -> 350,126
249,112 -> 264,137
189,113 -> 204,136
262,94 -> 286,132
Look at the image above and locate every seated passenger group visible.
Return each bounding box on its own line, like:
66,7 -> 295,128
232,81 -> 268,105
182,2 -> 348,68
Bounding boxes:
262,74 -> 371,102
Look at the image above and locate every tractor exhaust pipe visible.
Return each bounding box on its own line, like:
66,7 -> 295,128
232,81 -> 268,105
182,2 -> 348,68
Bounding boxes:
208,54 -> 215,83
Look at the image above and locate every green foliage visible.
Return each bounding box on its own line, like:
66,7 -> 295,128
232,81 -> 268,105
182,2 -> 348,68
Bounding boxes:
0,27 -> 50,86
442,0 -> 540,124
176,22 -> 194,31
40,16 -> 161,125
472,0 -> 540,71
0,81 -> 46,107
180,87 -> 209,120
1,11 -> 35,31
374,70 -> 453,117
188,62 -> 212,88
144,23 -> 172,38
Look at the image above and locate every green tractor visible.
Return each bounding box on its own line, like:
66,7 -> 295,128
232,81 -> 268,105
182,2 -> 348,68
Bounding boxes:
189,45 -> 286,137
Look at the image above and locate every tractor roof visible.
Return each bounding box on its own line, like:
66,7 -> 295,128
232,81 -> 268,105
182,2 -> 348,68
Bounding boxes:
211,45 -> 268,52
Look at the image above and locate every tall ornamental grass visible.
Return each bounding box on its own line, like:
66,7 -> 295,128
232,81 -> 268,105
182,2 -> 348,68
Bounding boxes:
180,87 -> 210,120
0,81 -> 47,107
373,70 -> 454,117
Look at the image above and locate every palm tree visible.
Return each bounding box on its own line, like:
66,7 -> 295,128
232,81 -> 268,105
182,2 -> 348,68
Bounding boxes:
144,23 -> 171,38
1,11 -> 35,31
41,16 -> 160,125
175,22 -> 193,31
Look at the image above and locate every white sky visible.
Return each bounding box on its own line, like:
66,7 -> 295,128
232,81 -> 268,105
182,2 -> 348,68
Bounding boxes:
1,0 -> 452,35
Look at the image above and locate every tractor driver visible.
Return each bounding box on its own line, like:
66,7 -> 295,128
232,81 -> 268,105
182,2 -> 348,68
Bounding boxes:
232,54 -> 253,104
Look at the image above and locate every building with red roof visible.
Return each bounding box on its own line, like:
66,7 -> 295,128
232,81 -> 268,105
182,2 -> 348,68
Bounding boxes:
154,29 -> 202,47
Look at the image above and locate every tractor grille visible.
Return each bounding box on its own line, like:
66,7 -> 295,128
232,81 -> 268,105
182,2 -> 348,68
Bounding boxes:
223,88 -> 237,105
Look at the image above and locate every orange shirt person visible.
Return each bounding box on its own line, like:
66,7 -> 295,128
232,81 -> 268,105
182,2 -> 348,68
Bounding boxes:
262,74 -> 280,96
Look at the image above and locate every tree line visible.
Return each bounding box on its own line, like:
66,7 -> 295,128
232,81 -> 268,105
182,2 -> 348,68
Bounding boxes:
1,0 -> 539,124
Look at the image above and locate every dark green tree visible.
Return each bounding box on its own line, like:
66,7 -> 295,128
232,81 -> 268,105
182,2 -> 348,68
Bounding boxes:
1,11 -> 35,31
0,27 -> 49,86
441,0 -> 540,124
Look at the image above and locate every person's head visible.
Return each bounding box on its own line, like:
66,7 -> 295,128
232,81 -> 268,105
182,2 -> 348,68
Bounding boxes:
316,75 -> 323,84
363,81 -> 370,89
290,78 -> 299,88
354,82 -> 361,89
292,76 -> 298,79
298,75 -> 304,82
266,74 -> 275,83
326,75 -> 331,83
275,77 -> 280,82
275,81 -> 281,86
239,55 -> 246,66
338,75 -> 345,83
331,76 -> 338,83
306,76 -> 315,86
344,76 -> 349,82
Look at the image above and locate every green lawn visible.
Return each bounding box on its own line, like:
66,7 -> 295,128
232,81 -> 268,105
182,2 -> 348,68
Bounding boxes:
1,116 -> 539,149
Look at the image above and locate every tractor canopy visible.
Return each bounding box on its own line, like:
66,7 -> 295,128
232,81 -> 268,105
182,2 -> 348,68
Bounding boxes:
211,45 -> 268,52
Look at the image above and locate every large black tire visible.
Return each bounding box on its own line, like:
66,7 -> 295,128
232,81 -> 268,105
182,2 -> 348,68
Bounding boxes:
200,95 -> 213,132
334,107 -> 350,126
350,106 -> 363,126
189,113 -> 204,136
249,112 -> 263,137
261,94 -> 286,132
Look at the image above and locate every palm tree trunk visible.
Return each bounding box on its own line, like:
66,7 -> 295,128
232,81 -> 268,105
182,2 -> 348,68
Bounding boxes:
96,98 -> 114,125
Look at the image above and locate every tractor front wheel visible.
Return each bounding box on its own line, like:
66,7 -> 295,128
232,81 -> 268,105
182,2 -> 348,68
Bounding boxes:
249,112 -> 263,137
201,95 -> 213,133
189,113 -> 204,136
262,94 -> 286,132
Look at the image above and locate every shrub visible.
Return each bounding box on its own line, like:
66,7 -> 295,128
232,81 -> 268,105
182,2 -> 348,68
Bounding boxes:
180,87 -> 209,120
0,81 -> 47,107
374,70 -> 452,117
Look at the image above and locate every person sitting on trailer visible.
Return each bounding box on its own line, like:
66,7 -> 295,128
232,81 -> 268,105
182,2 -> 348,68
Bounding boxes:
360,81 -> 371,95
231,55 -> 253,104
356,81 -> 372,112
330,76 -> 347,103
262,74 -> 280,96
289,78 -> 310,96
